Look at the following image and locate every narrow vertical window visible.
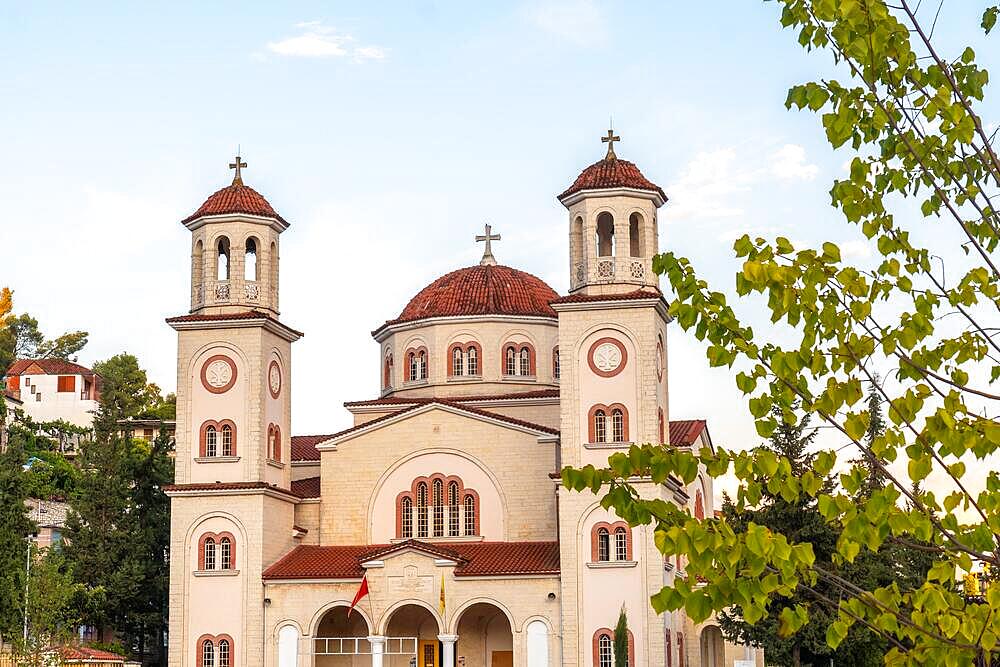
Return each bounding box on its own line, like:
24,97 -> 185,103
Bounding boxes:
452,347 -> 464,376
658,409 -> 665,444
221,424 -> 233,457
416,483 -> 428,538
384,354 -> 393,389
598,634 -> 612,667
596,212 -> 615,257
205,426 -> 217,457
218,639 -> 230,667
217,237 -> 230,280
245,237 -> 258,280
519,347 -> 530,376
448,482 -> 460,536
467,346 -> 478,375
597,528 -> 610,562
401,497 -> 413,538
505,346 -> 516,376
594,410 -> 607,444
220,537 -> 232,570
629,212 -> 643,257
418,351 -> 427,379
553,347 -> 560,380
464,494 -> 476,536
203,538 -> 216,570
202,640 -> 214,667
433,479 -> 444,537
267,426 -> 276,460
615,527 -> 628,561
611,409 -> 625,443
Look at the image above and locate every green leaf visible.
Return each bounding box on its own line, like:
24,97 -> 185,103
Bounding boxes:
984,6 -> 999,34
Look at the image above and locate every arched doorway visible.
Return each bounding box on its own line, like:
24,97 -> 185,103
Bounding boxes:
700,625 -> 725,667
455,602 -> 513,667
383,603 -> 440,667
314,605 -> 371,666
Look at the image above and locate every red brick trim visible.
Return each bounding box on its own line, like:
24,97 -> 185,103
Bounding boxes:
694,489 -> 704,520
404,346 -> 429,381
466,342 -> 482,375
587,403 -> 629,443
592,628 -> 635,667
587,337 -> 628,378
383,352 -> 393,389
216,634 -> 235,667
200,355 -> 238,394
396,475 -> 479,538
268,360 -> 282,399
199,420 -> 237,457
267,423 -> 282,462
500,341 -> 536,376
656,336 -> 665,383
197,534 -> 215,570
462,489 -> 480,536
447,343 -> 463,376
448,342 -> 483,377
197,532 -> 237,570
590,521 -> 632,562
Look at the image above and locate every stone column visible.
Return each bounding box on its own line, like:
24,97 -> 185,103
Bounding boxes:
369,636 -> 386,667
438,634 -> 459,667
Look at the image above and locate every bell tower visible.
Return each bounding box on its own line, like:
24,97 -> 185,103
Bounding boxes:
558,130 -> 666,296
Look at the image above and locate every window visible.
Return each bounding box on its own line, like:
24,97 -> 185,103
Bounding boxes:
218,639 -> 231,667
405,347 -> 428,381
418,351 -> 427,379
658,408 -> 665,444
383,353 -> 393,389
408,352 -> 417,381
453,347 -> 464,376
221,424 -> 233,457
220,537 -> 232,570
666,629 -> 672,667
57,376 -> 75,392
416,482 -> 428,538
615,527 -> 628,561
593,410 -> 607,444
611,409 -> 625,443
553,347 -> 560,380
397,477 -> 480,539
205,426 -> 217,457
202,640 -> 214,667
505,346 -> 517,376
245,238 -> 258,281
503,343 -> 535,377
589,404 -> 629,444
519,348 -> 530,376
597,528 -> 610,562
467,346 -> 478,375
593,629 -> 633,667
598,634 -> 612,667
695,489 -> 705,521
35,393 -> 41,402
464,494 -> 477,536
203,538 -> 216,570
217,237 -> 231,281
433,479 -> 444,537
401,497 -> 413,538
266,424 -> 281,462
629,212 -> 643,257
448,482 -> 460,536
199,636 -> 234,667
596,212 -> 615,257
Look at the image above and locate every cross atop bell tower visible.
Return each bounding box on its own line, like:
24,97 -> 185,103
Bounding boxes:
475,223 -> 501,266
229,154 -> 247,186
601,128 -> 620,160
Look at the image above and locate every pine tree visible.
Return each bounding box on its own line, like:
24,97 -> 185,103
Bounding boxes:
613,605 -> 629,667
0,432 -> 35,645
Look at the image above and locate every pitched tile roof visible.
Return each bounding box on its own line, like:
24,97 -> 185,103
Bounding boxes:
7,359 -> 96,377
165,310 -> 304,337
182,183 -> 286,224
559,156 -> 666,202
163,481 -> 305,499
263,541 -> 560,579
290,476 -> 320,498
669,419 -> 707,446
290,435 -> 331,462
54,646 -> 127,662
343,388 -> 560,408
375,264 -> 558,334
549,289 -> 666,306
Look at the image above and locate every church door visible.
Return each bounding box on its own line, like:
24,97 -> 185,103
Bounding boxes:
491,651 -> 513,667
419,640 -> 439,667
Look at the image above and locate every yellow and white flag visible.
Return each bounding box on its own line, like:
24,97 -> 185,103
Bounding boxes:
439,572 -> 446,616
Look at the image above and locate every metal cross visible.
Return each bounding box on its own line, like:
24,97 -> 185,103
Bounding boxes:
229,154 -> 247,185
601,129 -> 620,159
476,223 -> 501,266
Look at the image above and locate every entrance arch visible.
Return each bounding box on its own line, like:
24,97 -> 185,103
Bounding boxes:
383,603 -> 441,667
314,605 -> 371,666
455,601 -> 514,667
700,625 -> 725,667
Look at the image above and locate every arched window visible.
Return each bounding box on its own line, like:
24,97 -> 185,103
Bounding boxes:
384,353 -> 393,389
221,424 -> 233,457
611,409 -> 625,443
452,347 -> 464,376
464,493 -> 477,536
505,346 -> 517,376
245,237 -> 258,281
218,639 -> 231,667
418,351 -> 427,379
193,240 -> 204,299
448,482 -> 460,536
269,240 -> 278,302
408,352 -> 417,382
615,527 -> 628,561
695,489 -> 705,521
272,425 -> 281,462
658,408 -> 665,444
202,640 -> 214,667
400,496 -> 413,538
217,237 -> 230,281
432,479 -> 444,537
203,538 -> 216,570
519,347 -> 531,376
596,212 -> 615,257
268,425 -> 276,461
467,345 -> 479,375
593,410 -> 607,444
416,482 -> 428,538
597,527 -> 610,562
553,347 -> 560,380
205,425 -> 217,457
629,212 -> 643,257
220,537 -> 232,570
598,634 -> 612,667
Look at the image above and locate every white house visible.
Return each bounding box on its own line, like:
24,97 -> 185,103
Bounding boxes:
5,359 -> 100,428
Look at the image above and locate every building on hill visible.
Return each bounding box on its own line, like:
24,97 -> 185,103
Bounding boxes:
2,389 -> 22,451
163,138 -> 763,667
26,498 -> 69,550
119,417 -> 177,450
4,359 -> 100,428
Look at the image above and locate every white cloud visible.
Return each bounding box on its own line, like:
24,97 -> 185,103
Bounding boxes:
265,22 -> 386,62
664,148 -> 751,219
524,0 -> 607,45
769,143 -> 819,181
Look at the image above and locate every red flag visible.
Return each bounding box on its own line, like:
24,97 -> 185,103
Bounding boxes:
348,573 -> 369,618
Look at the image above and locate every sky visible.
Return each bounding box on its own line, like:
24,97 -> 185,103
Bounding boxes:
2,1 -> 998,499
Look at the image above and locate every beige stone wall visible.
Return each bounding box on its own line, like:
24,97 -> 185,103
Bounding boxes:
319,406 -> 559,544
348,400 -> 560,432
189,217 -> 282,315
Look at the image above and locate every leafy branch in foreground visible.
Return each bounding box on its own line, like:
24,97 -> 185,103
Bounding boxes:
565,2 -> 1000,666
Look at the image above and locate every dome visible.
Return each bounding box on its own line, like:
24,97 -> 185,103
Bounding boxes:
559,156 -> 666,202
182,182 -> 286,224
388,264 -> 559,326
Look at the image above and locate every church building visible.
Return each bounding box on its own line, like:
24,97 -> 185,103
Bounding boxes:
164,135 -> 763,667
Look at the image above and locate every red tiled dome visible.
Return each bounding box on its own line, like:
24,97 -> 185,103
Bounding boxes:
389,264 -> 559,326
559,156 -> 666,202
182,183 -> 286,224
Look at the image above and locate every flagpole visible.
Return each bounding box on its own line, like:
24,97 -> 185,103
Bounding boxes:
366,570 -> 376,637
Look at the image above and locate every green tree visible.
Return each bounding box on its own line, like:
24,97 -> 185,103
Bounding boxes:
563,2 -> 1000,664
92,353 -> 173,421
613,606 -> 629,667
0,433 -> 35,646
0,310 -> 88,373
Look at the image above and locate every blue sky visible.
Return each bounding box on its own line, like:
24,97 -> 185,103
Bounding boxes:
3,1 -> 998,486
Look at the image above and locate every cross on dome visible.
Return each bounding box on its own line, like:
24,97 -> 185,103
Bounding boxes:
229,154 -> 247,186
601,128 -> 620,160
475,223 -> 501,266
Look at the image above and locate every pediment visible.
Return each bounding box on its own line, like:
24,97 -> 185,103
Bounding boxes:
359,539 -> 467,568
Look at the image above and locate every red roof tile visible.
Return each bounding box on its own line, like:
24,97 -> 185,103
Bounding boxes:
343,388 -> 560,408
669,419 -> 707,446
182,183 -> 286,224
164,481 -> 304,499
263,541 -> 560,579
7,359 -> 96,377
290,435 -> 331,462
376,264 -> 558,333
55,646 -> 127,662
550,289 -> 666,306
559,156 -> 666,202
290,476 -> 320,498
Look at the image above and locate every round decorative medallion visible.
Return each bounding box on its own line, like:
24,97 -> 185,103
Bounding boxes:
656,338 -> 665,382
268,360 -> 282,399
200,355 -> 237,394
588,337 -> 628,378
